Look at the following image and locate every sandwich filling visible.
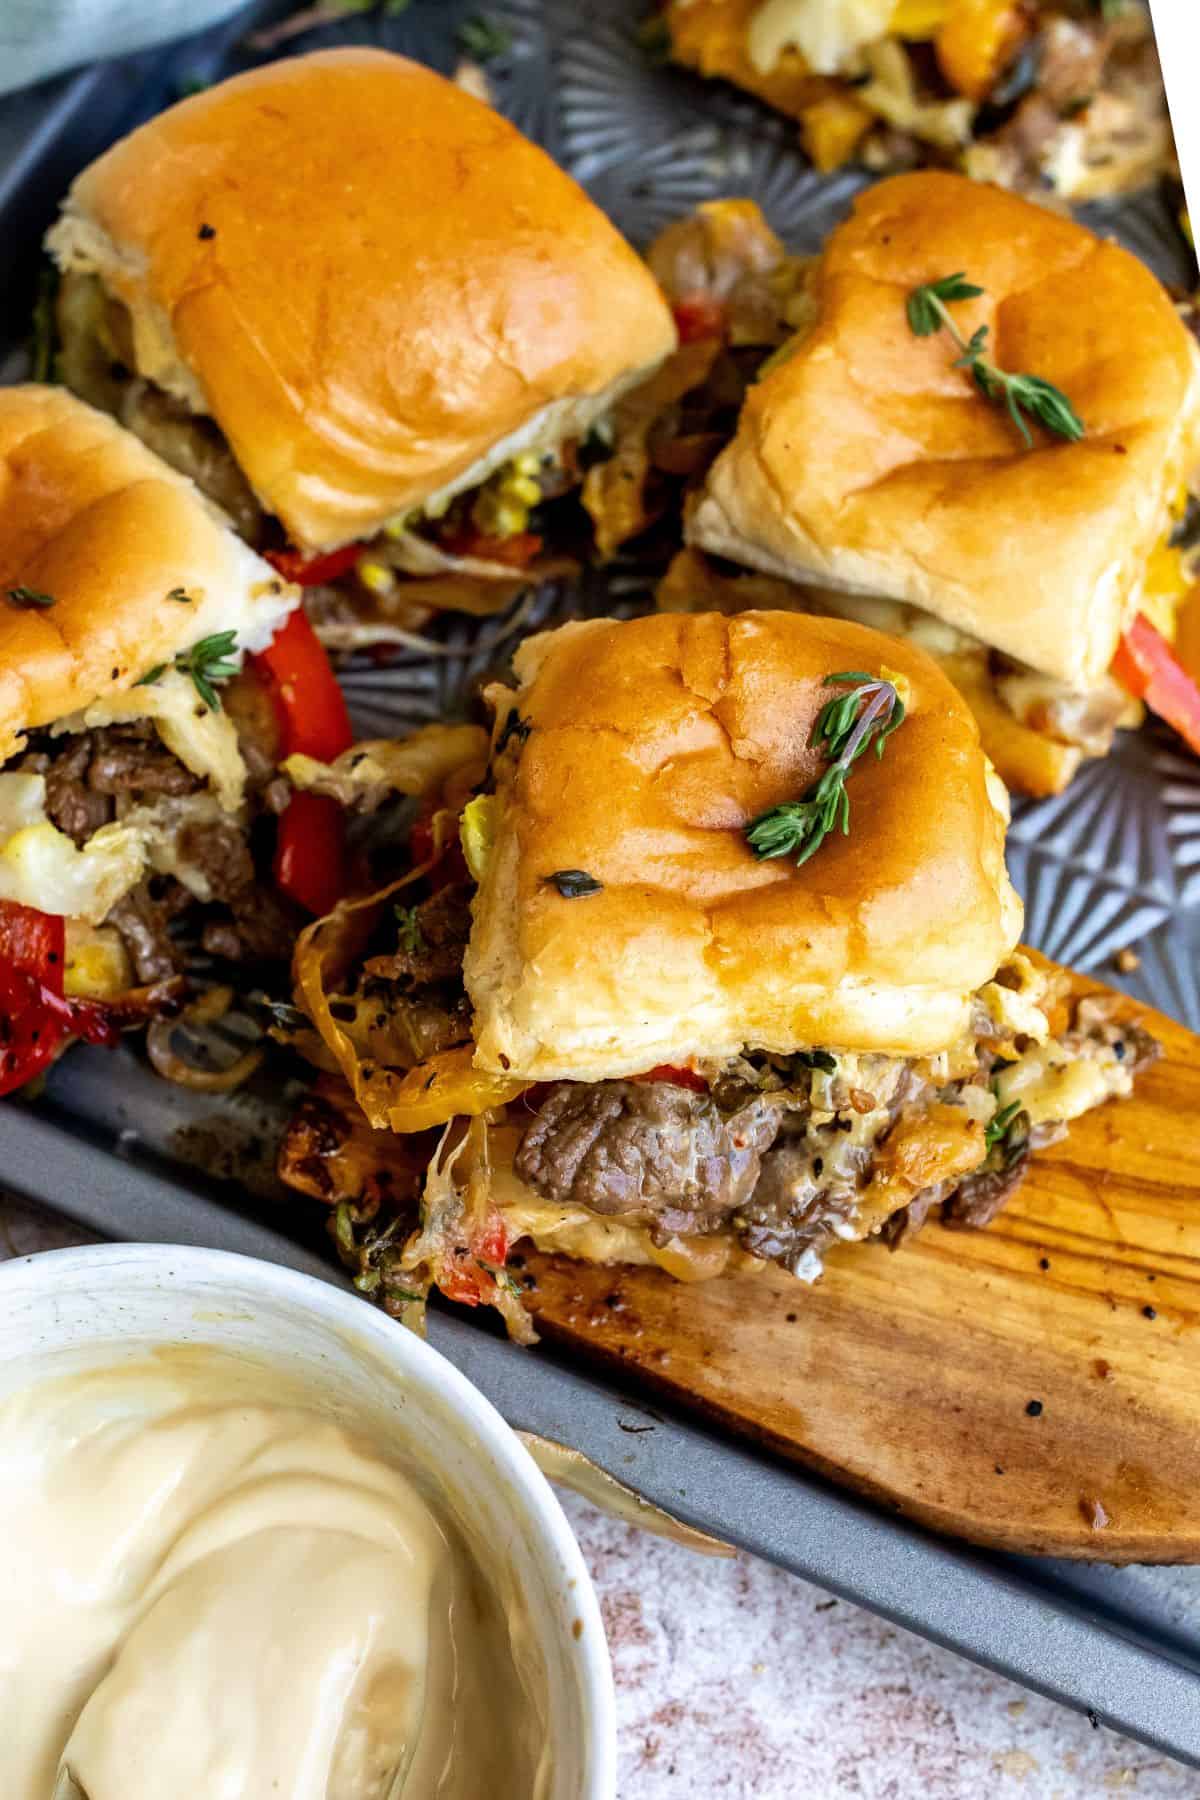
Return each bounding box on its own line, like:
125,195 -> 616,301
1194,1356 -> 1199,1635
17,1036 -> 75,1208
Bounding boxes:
48,268 -> 631,649
278,774 -> 1153,1340
0,673 -> 296,1001
661,0 -> 1174,199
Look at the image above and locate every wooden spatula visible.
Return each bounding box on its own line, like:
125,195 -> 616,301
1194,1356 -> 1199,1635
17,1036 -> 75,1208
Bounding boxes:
521,961 -> 1200,1562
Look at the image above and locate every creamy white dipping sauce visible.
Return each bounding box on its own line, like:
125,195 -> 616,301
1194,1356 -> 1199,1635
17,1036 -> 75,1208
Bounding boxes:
0,1346 -> 547,1799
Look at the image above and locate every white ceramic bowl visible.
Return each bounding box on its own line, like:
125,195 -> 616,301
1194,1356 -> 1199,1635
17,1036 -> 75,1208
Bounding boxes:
0,1242 -> 616,1800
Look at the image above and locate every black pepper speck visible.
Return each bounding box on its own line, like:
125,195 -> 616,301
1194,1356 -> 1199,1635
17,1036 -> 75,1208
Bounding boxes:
1025,1399 -> 1044,1417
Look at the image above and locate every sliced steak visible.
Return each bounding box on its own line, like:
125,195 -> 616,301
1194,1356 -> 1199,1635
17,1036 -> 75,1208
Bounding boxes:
88,727 -> 200,796
107,881 -> 189,984
40,735 -> 111,845
19,723 -> 200,846
176,817 -> 298,965
735,1135 -> 873,1269
514,1079 -> 779,1236
177,816 -> 258,903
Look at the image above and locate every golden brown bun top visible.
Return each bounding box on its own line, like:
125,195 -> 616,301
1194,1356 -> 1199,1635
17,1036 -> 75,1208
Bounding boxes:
689,173 -> 1200,689
0,385 -> 296,758
464,609 -> 1022,1081
52,49 -> 677,550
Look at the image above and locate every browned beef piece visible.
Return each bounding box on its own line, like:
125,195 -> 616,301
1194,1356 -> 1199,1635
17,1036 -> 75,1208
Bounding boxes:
18,724 -> 200,846
514,1080 -> 780,1236
177,816 -> 258,902
735,1136 -> 873,1269
40,735 -> 111,845
107,882 -> 189,984
87,727 -> 200,796
201,884 -> 297,965
363,884 -> 473,988
174,817 -> 297,965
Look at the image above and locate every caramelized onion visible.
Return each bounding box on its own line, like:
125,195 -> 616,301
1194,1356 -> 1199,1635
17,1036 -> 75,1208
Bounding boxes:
146,985 -> 265,1092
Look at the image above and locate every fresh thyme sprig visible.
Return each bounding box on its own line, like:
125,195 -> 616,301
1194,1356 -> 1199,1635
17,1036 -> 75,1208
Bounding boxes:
984,1096 -> 1022,1154
136,629 -> 240,711
906,273 -> 1084,450
745,672 -> 906,868
394,903 -> 426,956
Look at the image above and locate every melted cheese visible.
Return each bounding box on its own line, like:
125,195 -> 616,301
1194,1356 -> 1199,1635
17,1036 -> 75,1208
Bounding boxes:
748,0 -> 895,74
995,1039 -> 1133,1125
63,922 -> 133,998
0,774 -> 237,925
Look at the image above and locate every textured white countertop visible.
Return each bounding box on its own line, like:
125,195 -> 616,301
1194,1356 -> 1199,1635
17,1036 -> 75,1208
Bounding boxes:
2,1191 -> 1195,1800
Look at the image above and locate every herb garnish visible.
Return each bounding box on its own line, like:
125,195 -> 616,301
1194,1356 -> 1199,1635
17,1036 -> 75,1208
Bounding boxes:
394,903 -> 427,955
6,585 -> 57,611
984,1096 -> 1023,1154
906,273 -> 1084,449
166,587 -> 194,604
135,629 -> 240,711
745,672 -> 906,868
794,1049 -> 837,1075
458,13 -> 512,60
545,869 -> 603,898
495,708 -> 532,754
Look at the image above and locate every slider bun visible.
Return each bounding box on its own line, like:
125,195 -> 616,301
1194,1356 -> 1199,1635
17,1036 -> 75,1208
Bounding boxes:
49,49 -> 677,552
689,173 -> 1200,689
0,385 -> 295,760
465,610 -> 1022,1082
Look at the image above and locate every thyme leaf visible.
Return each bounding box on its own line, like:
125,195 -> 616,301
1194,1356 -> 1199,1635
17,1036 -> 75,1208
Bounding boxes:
544,869 -> 603,898
793,1049 -> 837,1075
394,903 -> 427,955
6,585 -> 57,611
906,273 -> 1084,449
745,672 -> 906,868
134,629 -> 240,710
985,1096 -> 1023,1154
495,708 -> 532,754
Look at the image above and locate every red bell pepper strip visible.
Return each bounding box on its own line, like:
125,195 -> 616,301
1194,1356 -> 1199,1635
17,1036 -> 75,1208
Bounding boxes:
0,902 -> 118,1096
637,1063 -> 709,1092
1112,613 -> 1200,757
441,529 -> 543,569
263,542 -> 367,588
249,609 -> 355,914
249,608 -> 353,763
672,295 -> 728,344
273,791 -> 349,920
439,1212 -> 510,1308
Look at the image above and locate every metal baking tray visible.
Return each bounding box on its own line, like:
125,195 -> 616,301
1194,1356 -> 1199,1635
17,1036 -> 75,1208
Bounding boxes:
5,0 -> 1200,1766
